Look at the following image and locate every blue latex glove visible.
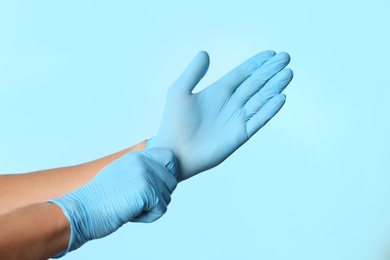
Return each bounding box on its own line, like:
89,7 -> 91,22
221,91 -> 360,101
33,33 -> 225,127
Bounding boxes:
147,50 -> 293,181
47,148 -> 177,257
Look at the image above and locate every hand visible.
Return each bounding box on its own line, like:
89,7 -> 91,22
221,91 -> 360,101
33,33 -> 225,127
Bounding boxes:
47,148 -> 177,257
147,50 -> 293,181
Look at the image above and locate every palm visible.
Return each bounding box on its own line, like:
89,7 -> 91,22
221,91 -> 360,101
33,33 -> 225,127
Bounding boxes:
195,86 -> 248,155
148,50 -> 293,181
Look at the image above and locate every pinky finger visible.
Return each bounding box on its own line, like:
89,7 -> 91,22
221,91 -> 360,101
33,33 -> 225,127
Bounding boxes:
245,94 -> 286,138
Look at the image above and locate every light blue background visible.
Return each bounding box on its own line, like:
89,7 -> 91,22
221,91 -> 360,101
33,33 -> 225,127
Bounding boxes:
1,1 -> 389,259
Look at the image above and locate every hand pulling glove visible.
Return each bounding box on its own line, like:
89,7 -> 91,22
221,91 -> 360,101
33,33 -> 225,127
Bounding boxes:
48,148 -> 177,257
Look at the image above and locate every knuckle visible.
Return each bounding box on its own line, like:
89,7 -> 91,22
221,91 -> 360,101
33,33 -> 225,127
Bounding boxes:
251,76 -> 265,86
160,203 -> 168,214
238,60 -> 257,77
137,181 -> 153,197
164,149 -> 174,160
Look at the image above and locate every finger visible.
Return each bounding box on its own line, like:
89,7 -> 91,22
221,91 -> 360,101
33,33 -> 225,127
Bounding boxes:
232,52 -> 290,106
145,148 -> 178,193
244,68 -> 293,116
146,169 -> 172,206
170,51 -> 210,95
145,148 -> 175,172
132,194 -> 168,223
157,177 -> 172,205
245,94 -> 286,138
210,50 -> 276,93
145,196 -> 168,223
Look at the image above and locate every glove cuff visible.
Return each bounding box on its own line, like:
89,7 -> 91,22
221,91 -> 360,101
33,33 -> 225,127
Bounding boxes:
46,194 -> 89,257
145,137 -> 155,149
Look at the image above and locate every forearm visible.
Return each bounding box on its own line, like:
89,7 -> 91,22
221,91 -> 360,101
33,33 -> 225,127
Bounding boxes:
0,140 -> 146,215
0,202 -> 70,260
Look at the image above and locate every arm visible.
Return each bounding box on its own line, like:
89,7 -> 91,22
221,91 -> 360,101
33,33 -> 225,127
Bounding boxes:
0,148 -> 176,260
0,203 -> 70,260
0,140 -> 146,215
47,148 -> 177,257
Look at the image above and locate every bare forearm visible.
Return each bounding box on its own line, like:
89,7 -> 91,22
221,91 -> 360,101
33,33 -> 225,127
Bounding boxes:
0,203 -> 70,260
0,140 -> 146,215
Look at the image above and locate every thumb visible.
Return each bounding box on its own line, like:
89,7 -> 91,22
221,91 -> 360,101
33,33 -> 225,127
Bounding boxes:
171,51 -> 210,94
145,148 -> 177,177
144,148 -> 178,193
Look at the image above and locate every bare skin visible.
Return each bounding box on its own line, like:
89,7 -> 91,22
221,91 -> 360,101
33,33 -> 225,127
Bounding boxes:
0,140 -> 146,215
0,140 -> 146,259
0,203 -> 70,260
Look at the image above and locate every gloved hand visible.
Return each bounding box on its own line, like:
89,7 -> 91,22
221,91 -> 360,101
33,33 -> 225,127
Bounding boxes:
147,50 -> 293,181
47,148 -> 177,257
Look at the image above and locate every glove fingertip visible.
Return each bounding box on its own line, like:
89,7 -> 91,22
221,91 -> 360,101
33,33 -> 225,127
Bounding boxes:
171,50 -> 210,94
198,50 -> 210,60
264,50 -> 276,56
245,93 -> 286,138
278,52 -> 291,61
286,68 -> 294,77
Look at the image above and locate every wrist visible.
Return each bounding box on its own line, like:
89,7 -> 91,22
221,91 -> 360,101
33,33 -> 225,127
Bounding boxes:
47,192 -> 88,257
45,203 -> 72,258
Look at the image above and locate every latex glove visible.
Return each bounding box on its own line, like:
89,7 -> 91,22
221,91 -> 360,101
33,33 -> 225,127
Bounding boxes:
147,50 -> 293,181
47,148 -> 177,257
